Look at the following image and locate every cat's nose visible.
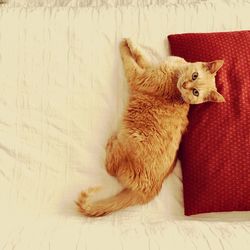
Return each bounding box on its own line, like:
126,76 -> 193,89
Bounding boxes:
182,81 -> 192,89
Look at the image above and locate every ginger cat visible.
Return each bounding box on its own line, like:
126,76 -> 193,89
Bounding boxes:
76,39 -> 225,217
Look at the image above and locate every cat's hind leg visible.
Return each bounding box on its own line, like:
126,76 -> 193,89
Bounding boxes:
105,134 -> 123,177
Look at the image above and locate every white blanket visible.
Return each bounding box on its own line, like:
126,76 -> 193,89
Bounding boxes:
0,1 -> 250,249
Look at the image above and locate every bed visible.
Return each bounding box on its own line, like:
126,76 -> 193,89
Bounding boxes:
0,0 -> 250,249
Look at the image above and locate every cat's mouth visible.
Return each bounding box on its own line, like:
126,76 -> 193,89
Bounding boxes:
175,86 -> 187,103
179,94 -> 190,103
176,81 -> 183,92
177,95 -> 185,104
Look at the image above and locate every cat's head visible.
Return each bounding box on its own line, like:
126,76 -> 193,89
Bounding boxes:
177,60 -> 225,104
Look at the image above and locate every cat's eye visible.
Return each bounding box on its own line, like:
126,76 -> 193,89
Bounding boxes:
192,88 -> 199,97
192,72 -> 199,81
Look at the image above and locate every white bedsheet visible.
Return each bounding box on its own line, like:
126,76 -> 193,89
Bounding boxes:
1,213 -> 250,250
0,1 -> 250,249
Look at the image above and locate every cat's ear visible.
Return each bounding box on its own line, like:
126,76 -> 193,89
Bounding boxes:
206,90 -> 225,102
205,60 -> 224,74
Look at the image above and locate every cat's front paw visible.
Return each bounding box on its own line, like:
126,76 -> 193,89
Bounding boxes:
126,38 -> 138,56
120,38 -> 132,58
120,38 -> 138,57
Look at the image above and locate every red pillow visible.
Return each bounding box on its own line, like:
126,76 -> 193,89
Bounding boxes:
168,31 -> 250,215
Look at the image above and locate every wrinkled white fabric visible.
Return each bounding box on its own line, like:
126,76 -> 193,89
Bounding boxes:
0,1 -> 250,249
0,213 -> 250,250
1,0 -> 226,7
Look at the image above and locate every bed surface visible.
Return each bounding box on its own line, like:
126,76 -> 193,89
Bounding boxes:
0,1 -> 250,249
1,213 -> 250,250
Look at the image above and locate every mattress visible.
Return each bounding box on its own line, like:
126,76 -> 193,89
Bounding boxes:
1,213 -> 250,250
0,0 -> 250,249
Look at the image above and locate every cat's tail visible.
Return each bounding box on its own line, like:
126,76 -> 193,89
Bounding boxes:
75,187 -> 152,217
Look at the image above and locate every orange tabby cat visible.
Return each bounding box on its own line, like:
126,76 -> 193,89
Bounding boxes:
76,39 -> 225,217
